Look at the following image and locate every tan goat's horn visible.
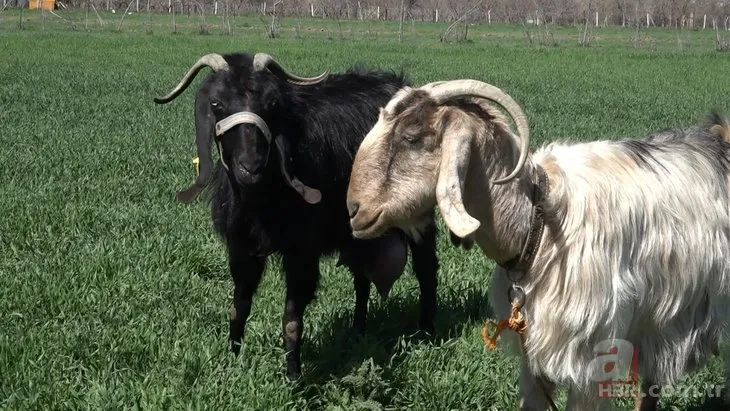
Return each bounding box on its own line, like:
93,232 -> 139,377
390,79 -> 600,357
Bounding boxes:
423,79 -> 530,185
154,54 -> 230,104
253,53 -> 330,86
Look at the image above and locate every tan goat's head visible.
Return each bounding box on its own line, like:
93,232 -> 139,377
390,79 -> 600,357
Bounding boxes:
346,79 -> 530,241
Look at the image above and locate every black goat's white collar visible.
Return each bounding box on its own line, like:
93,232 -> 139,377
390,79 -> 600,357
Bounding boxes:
212,111 -> 322,205
215,112 -> 272,142
214,112 -> 272,172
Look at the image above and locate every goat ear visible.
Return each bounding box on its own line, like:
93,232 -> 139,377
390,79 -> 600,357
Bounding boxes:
449,230 -> 475,250
273,135 -> 322,204
176,96 -> 216,203
176,183 -> 205,203
436,125 -> 481,238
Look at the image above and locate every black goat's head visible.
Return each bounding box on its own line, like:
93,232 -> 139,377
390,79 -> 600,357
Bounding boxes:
153,52 -> 327,204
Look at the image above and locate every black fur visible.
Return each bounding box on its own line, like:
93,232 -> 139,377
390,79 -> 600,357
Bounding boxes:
192,53 -> 440,380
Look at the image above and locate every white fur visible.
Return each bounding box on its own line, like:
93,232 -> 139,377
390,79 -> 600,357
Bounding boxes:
347,87 -> 730,409
490,138 -> 730,408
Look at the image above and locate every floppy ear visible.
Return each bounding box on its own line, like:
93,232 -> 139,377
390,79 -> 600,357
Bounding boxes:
449,230 -> 474,250
273,135 -> 322,205
176,95 -> 215,203
435,122 -> 481,238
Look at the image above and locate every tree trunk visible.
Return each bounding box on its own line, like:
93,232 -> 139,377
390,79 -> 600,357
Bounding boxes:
117,0 -> 135,31
172,0 -> 176,33
398,0 -> 404,41
91,3 -> 104,26
225,0 -> 230,33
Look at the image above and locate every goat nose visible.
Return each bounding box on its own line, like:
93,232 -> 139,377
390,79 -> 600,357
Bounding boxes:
347,200 -> 360,218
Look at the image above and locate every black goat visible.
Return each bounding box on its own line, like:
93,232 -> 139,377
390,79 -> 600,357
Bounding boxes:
153,52 -> 440,380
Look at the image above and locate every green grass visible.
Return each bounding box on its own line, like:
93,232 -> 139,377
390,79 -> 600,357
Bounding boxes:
1,14 -> 730,410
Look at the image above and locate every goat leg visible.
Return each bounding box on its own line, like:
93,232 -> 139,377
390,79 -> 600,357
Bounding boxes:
634,380 -> 660,411
518,362 -> 556,411
281,252 -> 320,381
336,248 -> 371,335
408,219 -> 439,334
352,270 -> 371,335
228,253 -> 265,356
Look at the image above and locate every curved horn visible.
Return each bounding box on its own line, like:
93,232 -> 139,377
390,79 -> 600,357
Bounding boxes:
253,53 -> 330,86
154,54 -> 230,104
416,81 -> 449,92
423,79 -> 530,185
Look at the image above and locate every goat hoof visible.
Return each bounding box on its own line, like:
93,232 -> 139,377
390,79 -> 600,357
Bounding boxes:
286,374 -> 301,384
230,340 -> 242,356
286,369 -> 302,383
418,321 -> 435,336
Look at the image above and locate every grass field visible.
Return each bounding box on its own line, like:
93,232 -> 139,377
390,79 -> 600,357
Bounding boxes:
2,11 -> 730,410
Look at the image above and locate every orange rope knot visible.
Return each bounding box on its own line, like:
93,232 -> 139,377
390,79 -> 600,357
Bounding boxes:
482,300 -> 527,350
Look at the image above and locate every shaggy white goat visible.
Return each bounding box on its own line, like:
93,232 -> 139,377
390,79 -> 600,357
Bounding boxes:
345,79 -> 730,410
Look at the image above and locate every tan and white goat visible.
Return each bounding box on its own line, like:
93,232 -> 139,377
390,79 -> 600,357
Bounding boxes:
346,79 -> 730,410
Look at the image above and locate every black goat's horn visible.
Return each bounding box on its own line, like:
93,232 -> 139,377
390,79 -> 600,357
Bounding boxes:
154,54 -> 230,104
253,53 -> 329,86
274,135 -> 321,204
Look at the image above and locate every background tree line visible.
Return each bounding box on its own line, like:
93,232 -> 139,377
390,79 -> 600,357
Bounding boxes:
7,0 -> 730,31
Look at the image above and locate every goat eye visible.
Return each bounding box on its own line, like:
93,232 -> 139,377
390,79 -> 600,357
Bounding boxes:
404,133 -> 420,143
210,101 -> 223,112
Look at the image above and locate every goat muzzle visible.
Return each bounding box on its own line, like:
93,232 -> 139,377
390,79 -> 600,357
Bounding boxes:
214,111 -> 322,205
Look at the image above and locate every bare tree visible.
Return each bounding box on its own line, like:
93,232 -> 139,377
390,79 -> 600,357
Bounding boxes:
268,0 -> 283,37
440,0 -> 483,41
578,0 -> 593,45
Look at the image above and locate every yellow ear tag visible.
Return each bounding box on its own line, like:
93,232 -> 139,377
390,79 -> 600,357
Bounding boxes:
192,157 -> 200,176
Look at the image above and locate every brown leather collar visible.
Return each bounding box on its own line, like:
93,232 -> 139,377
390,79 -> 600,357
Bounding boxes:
499,165 -> 549,273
